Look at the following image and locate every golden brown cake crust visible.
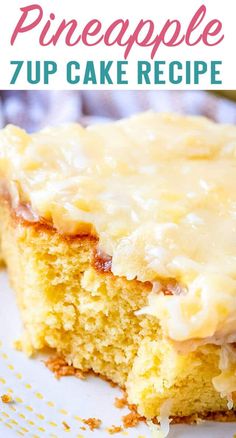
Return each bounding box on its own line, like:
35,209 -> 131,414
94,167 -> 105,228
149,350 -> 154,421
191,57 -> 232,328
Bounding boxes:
3,197 -> 154,288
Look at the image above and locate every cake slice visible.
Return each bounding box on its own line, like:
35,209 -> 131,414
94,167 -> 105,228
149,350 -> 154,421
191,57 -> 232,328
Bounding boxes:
0,112 -> 236,422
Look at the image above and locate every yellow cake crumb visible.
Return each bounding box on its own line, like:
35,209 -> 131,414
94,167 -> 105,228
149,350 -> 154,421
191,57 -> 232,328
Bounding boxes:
82,418 -> 102,431
107,425 -> 123,434
114,396 -> 127,409
122,412 -> 144,428
1,394 -> 13,404
13,339 -> 22,351
45,356 -> 87,380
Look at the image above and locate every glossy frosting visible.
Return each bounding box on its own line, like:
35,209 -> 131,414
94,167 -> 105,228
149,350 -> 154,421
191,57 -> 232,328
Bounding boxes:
1,112 -> 236,343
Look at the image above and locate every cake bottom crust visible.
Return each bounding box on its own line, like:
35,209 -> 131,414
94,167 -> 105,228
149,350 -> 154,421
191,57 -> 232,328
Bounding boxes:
45,353 -> 236,425
0,200 -> 234,420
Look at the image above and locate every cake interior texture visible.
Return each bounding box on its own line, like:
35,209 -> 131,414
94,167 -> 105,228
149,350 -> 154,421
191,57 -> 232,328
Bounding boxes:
0,112 -> 236,421
0,204 -> 230,419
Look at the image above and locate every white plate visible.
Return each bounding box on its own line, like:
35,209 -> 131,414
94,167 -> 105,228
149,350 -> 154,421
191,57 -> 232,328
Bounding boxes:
0,269 -> 235,438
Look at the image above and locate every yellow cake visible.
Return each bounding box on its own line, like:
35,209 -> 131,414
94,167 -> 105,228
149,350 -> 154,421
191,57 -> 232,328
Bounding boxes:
0,112 -> 236,425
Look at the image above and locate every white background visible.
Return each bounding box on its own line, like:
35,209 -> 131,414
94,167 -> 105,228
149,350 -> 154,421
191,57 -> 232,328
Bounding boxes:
0,0 -> 235,90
